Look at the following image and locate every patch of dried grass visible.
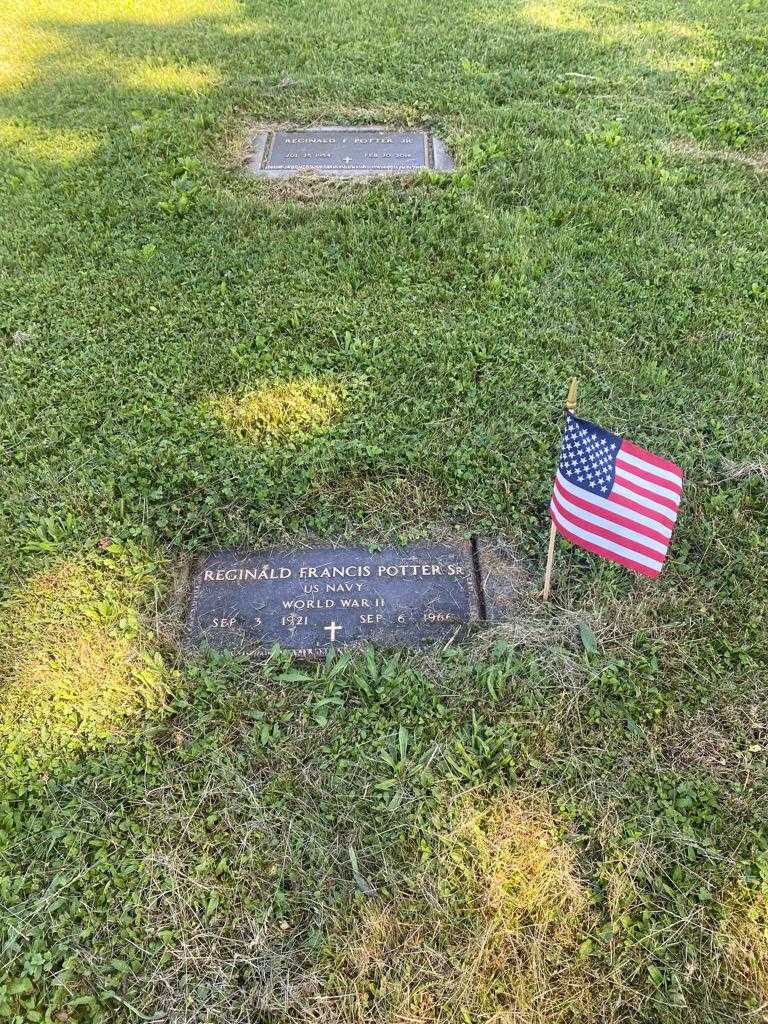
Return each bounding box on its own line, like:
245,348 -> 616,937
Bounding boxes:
720,883 -> 768,1015
667,138 -> 768,174
475,611 -> 587,681
138,771 -> 322,1022
658,693 -> 768,784
321,474 -> 454,543
720,458 -> 768,483
470,538 -> 596,683
314,794 -> 604,1023
135,792 -> 608,1023
470,536 -> 690,683
249,170 -> 378,206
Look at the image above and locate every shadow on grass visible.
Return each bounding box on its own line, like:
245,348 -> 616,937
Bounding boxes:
0,3 -> 766,1022
0,0 -> 765,611
2,634 -> 765,1022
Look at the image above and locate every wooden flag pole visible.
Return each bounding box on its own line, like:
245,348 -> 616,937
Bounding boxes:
542,377 -> 578,601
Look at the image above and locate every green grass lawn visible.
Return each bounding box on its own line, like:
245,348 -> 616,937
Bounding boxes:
1,0 -> 767,1019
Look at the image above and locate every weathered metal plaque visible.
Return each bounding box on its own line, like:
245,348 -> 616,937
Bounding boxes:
187,542 -> 479,657
246,127 -> 454,178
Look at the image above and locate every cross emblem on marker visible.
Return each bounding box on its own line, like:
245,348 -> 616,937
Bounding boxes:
343,156 -> 352,163
324,621 -> 343,642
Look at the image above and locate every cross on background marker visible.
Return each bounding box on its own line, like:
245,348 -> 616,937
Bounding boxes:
324,621 -> 343,642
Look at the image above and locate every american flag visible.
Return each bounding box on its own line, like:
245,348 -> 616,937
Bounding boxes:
550,413 -> 684,578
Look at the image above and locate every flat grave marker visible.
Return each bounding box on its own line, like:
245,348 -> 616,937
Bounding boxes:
246,127 -> 454,178
187,542 -> 480,658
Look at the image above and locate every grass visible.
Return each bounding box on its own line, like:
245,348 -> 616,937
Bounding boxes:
0,0 -> 767,1019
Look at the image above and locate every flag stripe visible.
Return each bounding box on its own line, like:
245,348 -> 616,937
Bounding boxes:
550,504 -> 662,577
553,480 -> 670,552
617,448 -> 683,487
556,473 -> 673,537
608,487 -> 677,529
615,455 -> 683,495
621,438 -> 682,476
612,482 -> 679,521
551,493 -> 668,562
615,465 -> 682,503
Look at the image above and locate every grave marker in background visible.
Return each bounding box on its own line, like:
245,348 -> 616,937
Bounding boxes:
246,127 -> 454,178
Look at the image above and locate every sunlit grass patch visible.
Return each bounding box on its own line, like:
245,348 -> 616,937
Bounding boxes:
204,379 -> 343,446
12,0 -> 240,27
0,22 -> 62,91
720,880 -> 768,1010
599,18 -> 712,73
428,794 -> 596,1007
609,19 -> 705,42
442,794 -> 588,927
659,54 -> 711,74
517,0 -> 591,32
124,61 -> 221,93
321,794 -> 600,1022
0,547 -> 168,770
0,122 -> 100,165
511,2 -> 710,75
